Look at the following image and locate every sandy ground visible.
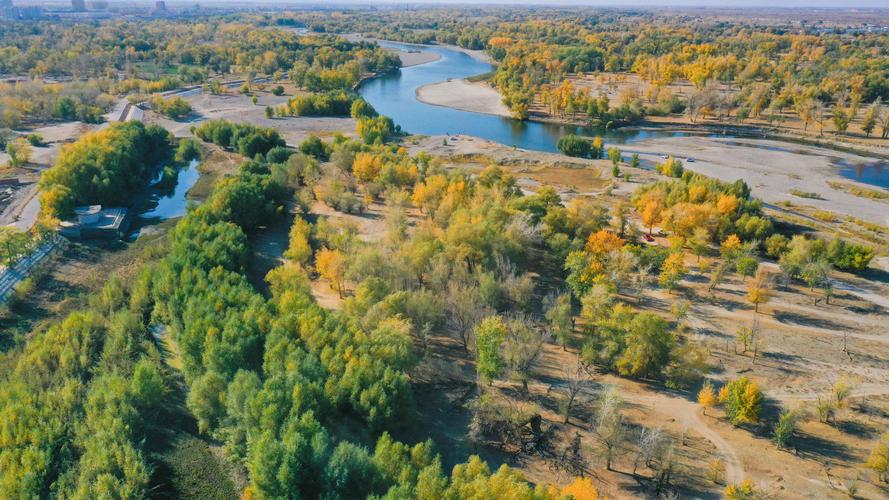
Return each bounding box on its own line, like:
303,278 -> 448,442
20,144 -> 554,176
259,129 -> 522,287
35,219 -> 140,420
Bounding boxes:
148,91 -> 356,145
416,79 -> 510,117
617,134 -> 889,227
1,121 -> 94,229
392,49 -> 441,67
404,64 -> 888,227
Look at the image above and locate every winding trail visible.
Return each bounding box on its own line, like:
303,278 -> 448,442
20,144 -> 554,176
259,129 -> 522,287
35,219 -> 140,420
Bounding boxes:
631,391 -> 745,485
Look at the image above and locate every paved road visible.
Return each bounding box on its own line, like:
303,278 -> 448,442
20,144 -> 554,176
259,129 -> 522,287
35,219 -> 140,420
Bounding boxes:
0,235 -> 64,303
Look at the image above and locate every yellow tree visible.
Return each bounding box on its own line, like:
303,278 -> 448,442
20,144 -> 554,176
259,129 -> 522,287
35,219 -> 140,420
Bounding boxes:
352,152 -> 383,183
866,432 -> 889,483
746,268 -> 771,313
640,201 -> 663,236
716,194 -> 739,216
720,234 -> 742,259
659,252 -> 687,293
560,477 -> 598,500
584,230 -> 625,278
316,247 -> 347,297
698,380 -> 717,416
5,137 -> 32,167
411,174 -> 449,214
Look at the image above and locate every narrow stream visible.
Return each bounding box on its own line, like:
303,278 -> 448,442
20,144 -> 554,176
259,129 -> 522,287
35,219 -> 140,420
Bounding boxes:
129,158 -> 201,239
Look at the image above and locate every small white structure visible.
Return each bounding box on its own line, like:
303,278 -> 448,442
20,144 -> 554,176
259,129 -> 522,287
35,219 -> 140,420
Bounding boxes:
75,205 -> 102,225
60,205 -> 130,240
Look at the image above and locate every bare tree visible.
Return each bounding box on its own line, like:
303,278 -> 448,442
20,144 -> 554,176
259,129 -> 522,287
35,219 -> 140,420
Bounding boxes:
445,282 -> 490,351
608,249 -> 638,294
632,263 -> 654,304
561,361 -> 591,424
634,427 -> 665,475
708,261 -> 731,295
652,442 -> 677,494
594,385 -> 626,471
502,314 -> 551,396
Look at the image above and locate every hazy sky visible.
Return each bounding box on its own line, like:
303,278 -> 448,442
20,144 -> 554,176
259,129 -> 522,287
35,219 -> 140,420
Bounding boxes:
335,0 -> 889,6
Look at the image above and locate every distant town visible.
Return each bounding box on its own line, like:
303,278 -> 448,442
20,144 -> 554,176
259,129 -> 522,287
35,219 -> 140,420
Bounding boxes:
1,0 -> 187,20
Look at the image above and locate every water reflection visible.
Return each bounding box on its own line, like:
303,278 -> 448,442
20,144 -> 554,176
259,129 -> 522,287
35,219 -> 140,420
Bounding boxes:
360,41 -> 691,154
363,41 -> 889,189
140,158 -> 201,220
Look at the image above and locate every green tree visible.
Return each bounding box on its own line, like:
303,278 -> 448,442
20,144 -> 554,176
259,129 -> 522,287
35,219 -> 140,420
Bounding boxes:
773,410 -> 796,449
6,137 -> 32,167
615,312 -> 675,379
557,134 -> 592,158
474,316 -> 507,385
718,377 -> 763,425
186,371 -> 227,434
545,293 -> 574,350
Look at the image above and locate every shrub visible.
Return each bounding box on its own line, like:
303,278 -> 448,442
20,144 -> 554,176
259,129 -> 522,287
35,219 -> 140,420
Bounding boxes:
175,137 -> 203,163
657,157 -> 684,177
718,377 -> 762,425
764,234 -> 789,259
26,133 -> 45,146
299,136 -> 331,160
725,480 -> 757,500
150,95 -> 192,119
357,115 -> 396,144
350,98 -> 377,119
286,90 -> 355,116
773,410 -> 796,449
193,119 -> 285,158
557,134 -> 592,158
826,238 -> 874,273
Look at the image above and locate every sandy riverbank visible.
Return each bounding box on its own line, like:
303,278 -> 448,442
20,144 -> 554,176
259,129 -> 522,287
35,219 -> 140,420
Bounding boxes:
416,79 -> 510,117
406,131 -> 889,228
391,49 -> 441,67
604,134 -> 889,227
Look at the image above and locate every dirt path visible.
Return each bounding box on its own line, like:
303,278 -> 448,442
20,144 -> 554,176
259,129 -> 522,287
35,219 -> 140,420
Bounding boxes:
767,382 -> 889,402
629,389 -> 745,485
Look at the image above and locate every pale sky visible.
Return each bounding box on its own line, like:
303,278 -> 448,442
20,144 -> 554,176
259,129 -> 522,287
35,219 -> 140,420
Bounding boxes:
322,0 -> 889,7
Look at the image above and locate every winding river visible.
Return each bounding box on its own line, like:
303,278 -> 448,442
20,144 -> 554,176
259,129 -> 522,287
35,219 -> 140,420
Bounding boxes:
359,41 -> 697,153
359,41 -> 889,190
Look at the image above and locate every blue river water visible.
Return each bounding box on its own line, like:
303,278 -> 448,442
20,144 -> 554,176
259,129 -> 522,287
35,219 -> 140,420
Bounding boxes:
359,41 -> 889,189
359,41 -> 693,153
140,158 -> 201,221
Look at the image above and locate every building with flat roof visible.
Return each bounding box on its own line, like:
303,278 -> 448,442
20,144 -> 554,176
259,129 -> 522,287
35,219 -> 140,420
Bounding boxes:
59,205 -> 131,240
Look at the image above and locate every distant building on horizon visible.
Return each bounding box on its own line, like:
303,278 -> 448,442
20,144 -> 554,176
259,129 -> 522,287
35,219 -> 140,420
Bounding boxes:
155,1 -> 165,12
1,0 -> 44,20
71,0 -> 86,12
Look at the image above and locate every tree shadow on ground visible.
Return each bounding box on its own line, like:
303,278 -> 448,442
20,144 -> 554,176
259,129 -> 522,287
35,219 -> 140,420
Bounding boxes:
793,430 -> 857,463
774,309 -> 853,331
